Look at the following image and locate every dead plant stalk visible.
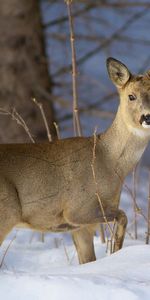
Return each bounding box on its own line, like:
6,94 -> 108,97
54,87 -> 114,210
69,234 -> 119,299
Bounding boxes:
132,167 -> 138,239
65,1 -> 106,243
65,0 -> 82,137
0,108 -> 35,143
32,98 -> 52,142
91,128 -> 115,247
54,122 -> 61,139
146,169 -> 150,244
0,235 -> 16,268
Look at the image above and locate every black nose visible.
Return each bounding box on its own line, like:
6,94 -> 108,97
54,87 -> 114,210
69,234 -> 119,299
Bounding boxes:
140,114 -> 150,125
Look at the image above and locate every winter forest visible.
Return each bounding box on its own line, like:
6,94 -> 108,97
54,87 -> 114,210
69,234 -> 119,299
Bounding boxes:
0,1 -> 150,299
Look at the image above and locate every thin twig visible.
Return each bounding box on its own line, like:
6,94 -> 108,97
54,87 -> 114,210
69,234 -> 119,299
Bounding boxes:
126,230 -> 135,240
54,237 -> 60,248
44,2 -> 150,28
132,167 -> 138,239
146,169 -> 150,244
0,108 -> 35,143
54,122 -> 61,139
65,0 -> 82,137
40,233 -> 45,243
123,181 -> 148,223
54,8 -> 147,77
44,3 -> 96,27
0,235 -> 16,268
99,224 -> 105,244
91,128 -> 115,241
32,98 -> 52,142
61,238 -> 70,263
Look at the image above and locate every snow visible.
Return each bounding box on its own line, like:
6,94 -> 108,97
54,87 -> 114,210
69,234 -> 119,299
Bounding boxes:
0,168 -> 150,300
0,233 -> 150,299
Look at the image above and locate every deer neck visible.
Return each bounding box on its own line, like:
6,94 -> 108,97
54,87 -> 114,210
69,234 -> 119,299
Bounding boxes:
99,106 -> 149,178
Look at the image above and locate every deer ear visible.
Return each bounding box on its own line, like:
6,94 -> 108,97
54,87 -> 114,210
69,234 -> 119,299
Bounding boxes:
107,57 -> 131,88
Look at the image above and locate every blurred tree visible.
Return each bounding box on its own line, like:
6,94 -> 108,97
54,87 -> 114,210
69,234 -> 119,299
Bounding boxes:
0,0 -> 56,142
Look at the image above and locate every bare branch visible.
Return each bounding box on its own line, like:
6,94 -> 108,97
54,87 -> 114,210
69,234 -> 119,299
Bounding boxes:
44,2 -> 150,28
54,8 -> 148,77
146,169 -> 150,244
0,235 -> 16,268
132,167 -> 138,239
65,0 -> 82,136
54,122 -> 61,139
32,98 -> 52,142
58,92 -> 116,123
44,3 -> 97,27
91,128 -> 115,243
0,108 -> 35,143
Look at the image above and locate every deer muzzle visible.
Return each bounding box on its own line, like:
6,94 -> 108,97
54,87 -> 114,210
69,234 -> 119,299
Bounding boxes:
140,114 -> 150,128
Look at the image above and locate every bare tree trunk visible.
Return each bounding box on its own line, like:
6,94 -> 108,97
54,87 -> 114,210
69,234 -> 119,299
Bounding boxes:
0,0 -> 55,142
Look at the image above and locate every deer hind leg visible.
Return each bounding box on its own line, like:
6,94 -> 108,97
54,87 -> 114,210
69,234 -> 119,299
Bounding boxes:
0,177 -> 22,245
72,226 -> 96,264
113,209 -> 128,252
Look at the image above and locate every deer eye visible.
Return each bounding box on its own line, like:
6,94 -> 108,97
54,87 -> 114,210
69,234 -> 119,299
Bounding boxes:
128,94 -> 136,101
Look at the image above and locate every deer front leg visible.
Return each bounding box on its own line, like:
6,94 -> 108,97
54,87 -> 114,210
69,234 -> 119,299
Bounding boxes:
65,204 -> 102,264
113,209 -> 128,252
64,201 -> 118,226
65,204 -> 127,259
72,226 -> 96,264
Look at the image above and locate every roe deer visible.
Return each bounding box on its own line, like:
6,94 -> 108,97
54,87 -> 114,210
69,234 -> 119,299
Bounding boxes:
0,58 -> 150,264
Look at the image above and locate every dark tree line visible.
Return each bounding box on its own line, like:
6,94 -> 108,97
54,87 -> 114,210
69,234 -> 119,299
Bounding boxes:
0,0 -> 55,142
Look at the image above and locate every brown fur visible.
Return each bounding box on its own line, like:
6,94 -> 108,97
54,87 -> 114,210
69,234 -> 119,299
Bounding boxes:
0,58 -> 150,264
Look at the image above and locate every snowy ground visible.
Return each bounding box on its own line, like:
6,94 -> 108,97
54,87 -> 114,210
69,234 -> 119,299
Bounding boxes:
0,167 -> 150,300
0,233 -> 150,300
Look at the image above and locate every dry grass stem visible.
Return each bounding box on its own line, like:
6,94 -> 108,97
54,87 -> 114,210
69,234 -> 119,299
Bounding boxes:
126,230 -> 135,240
54,237 -> 60,248
146,169 -> 150,244
0,108 -> 35,143
41,233 -> 45,243
91,128 -> 115,242
106,237 -> 114,254
61,238 -> 70,263
132,167 -> 138,239
65,0 -> 82,137
99,224 -> 105,244
54,122 -> 61,139
29,232 -> 45,243
0,235 -> 16,268
123,181 -> 148,223
29,232 -> 35,244
32,98 -> 52,142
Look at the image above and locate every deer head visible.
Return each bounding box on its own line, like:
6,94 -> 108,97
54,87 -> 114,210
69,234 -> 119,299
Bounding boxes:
107,58 -> 150,137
